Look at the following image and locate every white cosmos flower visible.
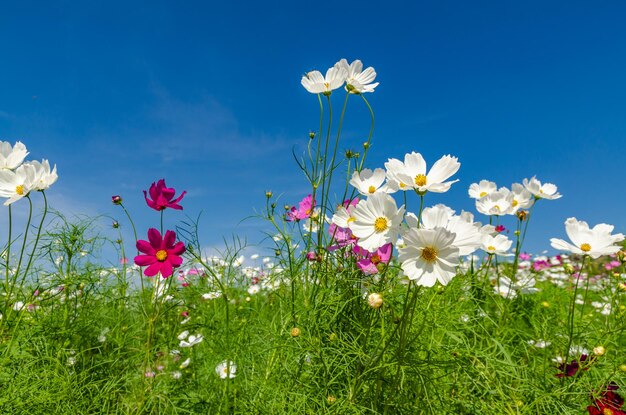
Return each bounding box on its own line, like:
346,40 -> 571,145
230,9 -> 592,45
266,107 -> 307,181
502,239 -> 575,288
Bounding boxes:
351,193 -> 405,252
302,207 -> 328,234
468,180 -> 497,199
179,334 -> 203,348
406,204 -> 482,256
30,159 -> 58,191
507,183 -> 533,214
349,168 -> 388,196
0,162 -> 37,205
334,59 -> 379,94
177,330 -> 189,340
523,176 -> 562,200
216,360 -> 237,379
384,152 -> 460,194
481,233 -> 513,256
494,275 -> 539,299
0,141 -> 28,170
550,217 -> 624,259
331,205 -> 355,229
398,227 -> 460,287
475,188 -> 513,216
301,66 -> 348,96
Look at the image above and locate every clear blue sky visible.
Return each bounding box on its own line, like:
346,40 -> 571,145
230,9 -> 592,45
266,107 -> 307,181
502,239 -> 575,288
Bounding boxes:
1,1 -> 625,259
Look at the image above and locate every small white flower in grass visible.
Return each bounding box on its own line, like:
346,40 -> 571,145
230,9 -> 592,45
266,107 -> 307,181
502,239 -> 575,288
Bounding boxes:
250,254 -> 259,260
335,59 -> 379,94
523,176 -> 562,200
180,358 -> 191,369
171,371 -> 182,379
301,65 -> 348,96
247,284 -> 260,295
398,227 -> 460,287
0,141 -> 28,170
550,218 -> 624,259
216,360 -> 236,379
179,334 -> 203,348
481,234 -> 513,256
528,339 -> 551,348
351,193 -> 405,252
177,330 -> 189,340
475,188 -> 513,216
233,255 -> 245,267
349,168 -> 388,196
302,208 -> 328,234
384,152 -> 460,194
468,180 -> 497,199
201,291 -> 221,300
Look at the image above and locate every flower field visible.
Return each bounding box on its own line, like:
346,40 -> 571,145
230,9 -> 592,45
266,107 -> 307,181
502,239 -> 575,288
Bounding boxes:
0,59 -> 625,414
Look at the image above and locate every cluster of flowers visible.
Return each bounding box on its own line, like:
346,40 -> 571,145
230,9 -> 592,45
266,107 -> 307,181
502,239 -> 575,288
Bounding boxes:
588,382 -> 626,415
469,177 -> 560,216
0,141 -> 58,204
301,58 -> 379,95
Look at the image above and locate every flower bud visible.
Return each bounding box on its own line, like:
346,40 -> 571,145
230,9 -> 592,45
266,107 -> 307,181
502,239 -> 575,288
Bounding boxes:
112,221 -> 119,229
265,191 -> 272,198
367,293 -> 383,309
309,131 -> 316,139
516,210 -> 528,221
563,264 -> 575,274
593,346 -> 606,356
111,195 -> 122,205
327,395 -> 336,404
290,327 -> 301,337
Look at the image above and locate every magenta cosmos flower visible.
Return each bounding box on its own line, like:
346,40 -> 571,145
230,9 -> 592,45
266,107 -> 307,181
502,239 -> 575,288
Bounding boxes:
144,179 -> 187,211
285,194 -> 315,222
135,228 -> 186,278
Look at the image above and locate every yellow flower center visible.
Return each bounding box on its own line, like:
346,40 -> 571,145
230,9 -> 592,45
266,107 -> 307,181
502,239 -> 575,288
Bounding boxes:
374,217 -> 389,233
603,408 -> 614,415
512,200 -> 519,207
399,182 -> 406,189
347,217 -> 355,224
368,185 -> 376,194
493,205 -> 501,212
414,174 -> 427,187
421,246 -> 438,263
580,243 -> 592,252
371,254 -> 381,264
479,191 -> 487,198
487,245 -> 496,252
155,250 -> 168,261
16,185 -> 24,195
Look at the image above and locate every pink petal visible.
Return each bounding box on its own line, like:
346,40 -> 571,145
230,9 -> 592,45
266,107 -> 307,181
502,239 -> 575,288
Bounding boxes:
144,262 -> 162,277
168,254 -> 183,268
136,240 -> 156,255
135,254 -> 157,266
163,230 -> 177,248
160,261 -> 173,278
147,228 -> 162,248
170,241 -> 186,256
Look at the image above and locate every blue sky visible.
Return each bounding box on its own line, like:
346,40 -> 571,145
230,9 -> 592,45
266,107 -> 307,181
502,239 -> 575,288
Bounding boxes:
1,1 -> 625,260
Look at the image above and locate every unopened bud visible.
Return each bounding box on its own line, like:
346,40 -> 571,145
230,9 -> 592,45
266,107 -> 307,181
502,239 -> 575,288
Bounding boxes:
617,250 -> 626,263
516,210 -> 528,221
111,195 -> 122,205
367,293 -> 383,309
563,264 -> 575,274
112,221 -> 119,229
265,191 -> 272,198
593,346 -> 606,356
290,327 -> 301,337
363,141 -> 370,149
327,395 -> 336,404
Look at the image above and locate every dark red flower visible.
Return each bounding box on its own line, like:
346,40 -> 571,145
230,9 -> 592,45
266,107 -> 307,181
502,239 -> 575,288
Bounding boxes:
134,228 -> 185,278
556,354 -> 594,378
112,195 -> 123,205
588,382 -> 626,415
144,179 -> 186,211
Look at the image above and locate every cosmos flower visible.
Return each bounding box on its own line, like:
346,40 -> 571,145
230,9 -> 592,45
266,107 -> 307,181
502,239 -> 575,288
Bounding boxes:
349,168 -> 388,196
523,176 -> 562,200
384,152 -> 460,194
398,227 -> 460,287
179,334 -> 203,348
468,180 -> 497,199
354,243 -> 392,275
350,193 -> 405,252
144,179 -> 186,211
475,188 -> 513,216
550,218 -> 624,259
286,194 -> 315,222
0,162 -> 37,205
481,233 -> 513,256
134,228 -> 186,278
301,65 -> 348,95
507,183 -> 533,214
0,141 -> 28,170
334,58 -> 379,94
30,159 -> 58,191
587,382 -> 626,415
216,360 -> 237,379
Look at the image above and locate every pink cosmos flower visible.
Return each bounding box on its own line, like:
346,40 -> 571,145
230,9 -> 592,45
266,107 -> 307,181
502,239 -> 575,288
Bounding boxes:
519,252 -> 531,261
495,225 -> 506,233
354,243 -> 393,275
144,179 -> 186,211
134,228 -> 186,278
286,194 -> 315,222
